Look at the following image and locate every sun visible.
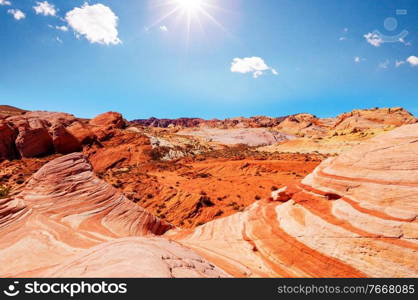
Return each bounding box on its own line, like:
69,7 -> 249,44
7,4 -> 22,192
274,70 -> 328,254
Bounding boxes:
176,0 -> 203,13
148,0 -> 228,44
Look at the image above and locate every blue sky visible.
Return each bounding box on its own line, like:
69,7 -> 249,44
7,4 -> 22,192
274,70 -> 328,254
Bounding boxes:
0,0 -> 417,120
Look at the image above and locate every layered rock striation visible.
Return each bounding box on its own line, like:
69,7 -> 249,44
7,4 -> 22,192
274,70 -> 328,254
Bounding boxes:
0,153 -> 228,277
170,123 -> 418,277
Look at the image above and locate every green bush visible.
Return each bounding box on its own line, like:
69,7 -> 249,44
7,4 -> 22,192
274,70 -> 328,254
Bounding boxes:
0,185 -> 10,199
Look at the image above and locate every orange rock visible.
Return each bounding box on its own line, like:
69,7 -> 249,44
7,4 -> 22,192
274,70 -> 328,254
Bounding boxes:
0,120 -> 17,161
66,121 -> 97,145
86,132 -> 152,172
90,111 -> 125,129
270,186 -> 293,202
15,127 -> 53,158
1,153 -> 225,277
170,124 -> 418,278
51,125 -> 82,154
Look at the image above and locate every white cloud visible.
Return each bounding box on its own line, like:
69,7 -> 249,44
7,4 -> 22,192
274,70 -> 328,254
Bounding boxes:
354,56 -> 366,64
65,3 -> 121,45
0,0 -> 11,6
395,60 -> 405,67
406,56 -> 418,67
56,36 -> 63,43
364,32 -> 383,47
56,25 -> 68,32
339,28 -> 348,41
399,38 -> 412,46
159,25 -> 168,32
8,9 -> 25,20
231,57 -> 278,78
378,60 -> 390,69
33,1 -> 56,16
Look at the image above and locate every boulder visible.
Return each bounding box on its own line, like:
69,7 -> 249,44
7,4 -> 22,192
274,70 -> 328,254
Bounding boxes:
90,112 -> 125,129
51,125 -> 82,154
270,186 -> 293,202
0,120 -> 17,160
66,121 -> 97,145
15,127 -> 53,158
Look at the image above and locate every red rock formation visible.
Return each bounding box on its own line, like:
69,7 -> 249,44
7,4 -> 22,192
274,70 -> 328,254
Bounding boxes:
0,105 -> 27,121
302,123 -> 418,220
86,131 -> 152,172
66,121 -> 97,145
170,123 -> 418,277
3,111 -> 81,158
0,110 -> 127,160
38,237 -> 229,277
0,120 -> 17,160
132,116 -> 287,129
15,127 -> 53,158
90,112 -> 125,129
334,107 -> 417,130
0,153 -> 228,277
51,125 -> 82,154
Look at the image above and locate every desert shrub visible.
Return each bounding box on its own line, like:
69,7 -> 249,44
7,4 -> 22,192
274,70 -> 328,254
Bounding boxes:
198,196 -> 214,207
255,195 -> 261,200
0,185 -> 10,198
214,210 -> 223,217
196,173 -> 211,178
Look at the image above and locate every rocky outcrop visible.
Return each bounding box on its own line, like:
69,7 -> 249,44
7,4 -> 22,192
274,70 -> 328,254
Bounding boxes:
0,120 -> 17,160
132,116 -> 287,129
0,110 -> 129,160
260,107 -> 417,154
85,131 -> 152,172
15,126 -> 53,158
38,237 -> 229,277
170,123 -> 418,277
302,123 -> 418,220
3,111 -> 79,158
334,107 -> 417,131
66,121 -> 97,145
18,153 -> 171,236
90,112 -> 125,129
0,105 -> 27,118
0,153 -> 228,277
177,128 -> 293,147
51,125 -> 82,154
273,113 -> 327,137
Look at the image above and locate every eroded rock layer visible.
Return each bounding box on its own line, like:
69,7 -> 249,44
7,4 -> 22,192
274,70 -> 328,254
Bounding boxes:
170,124 -> 418,277
0,153 -> 228,278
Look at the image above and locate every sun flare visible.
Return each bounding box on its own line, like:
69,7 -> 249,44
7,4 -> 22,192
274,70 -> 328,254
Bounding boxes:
176,0 -> 203,13
148,0 -> 228,45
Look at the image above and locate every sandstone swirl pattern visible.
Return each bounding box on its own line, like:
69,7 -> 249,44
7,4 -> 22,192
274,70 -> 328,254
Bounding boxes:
170,123 -> 418,277
0,153 -> 229,277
